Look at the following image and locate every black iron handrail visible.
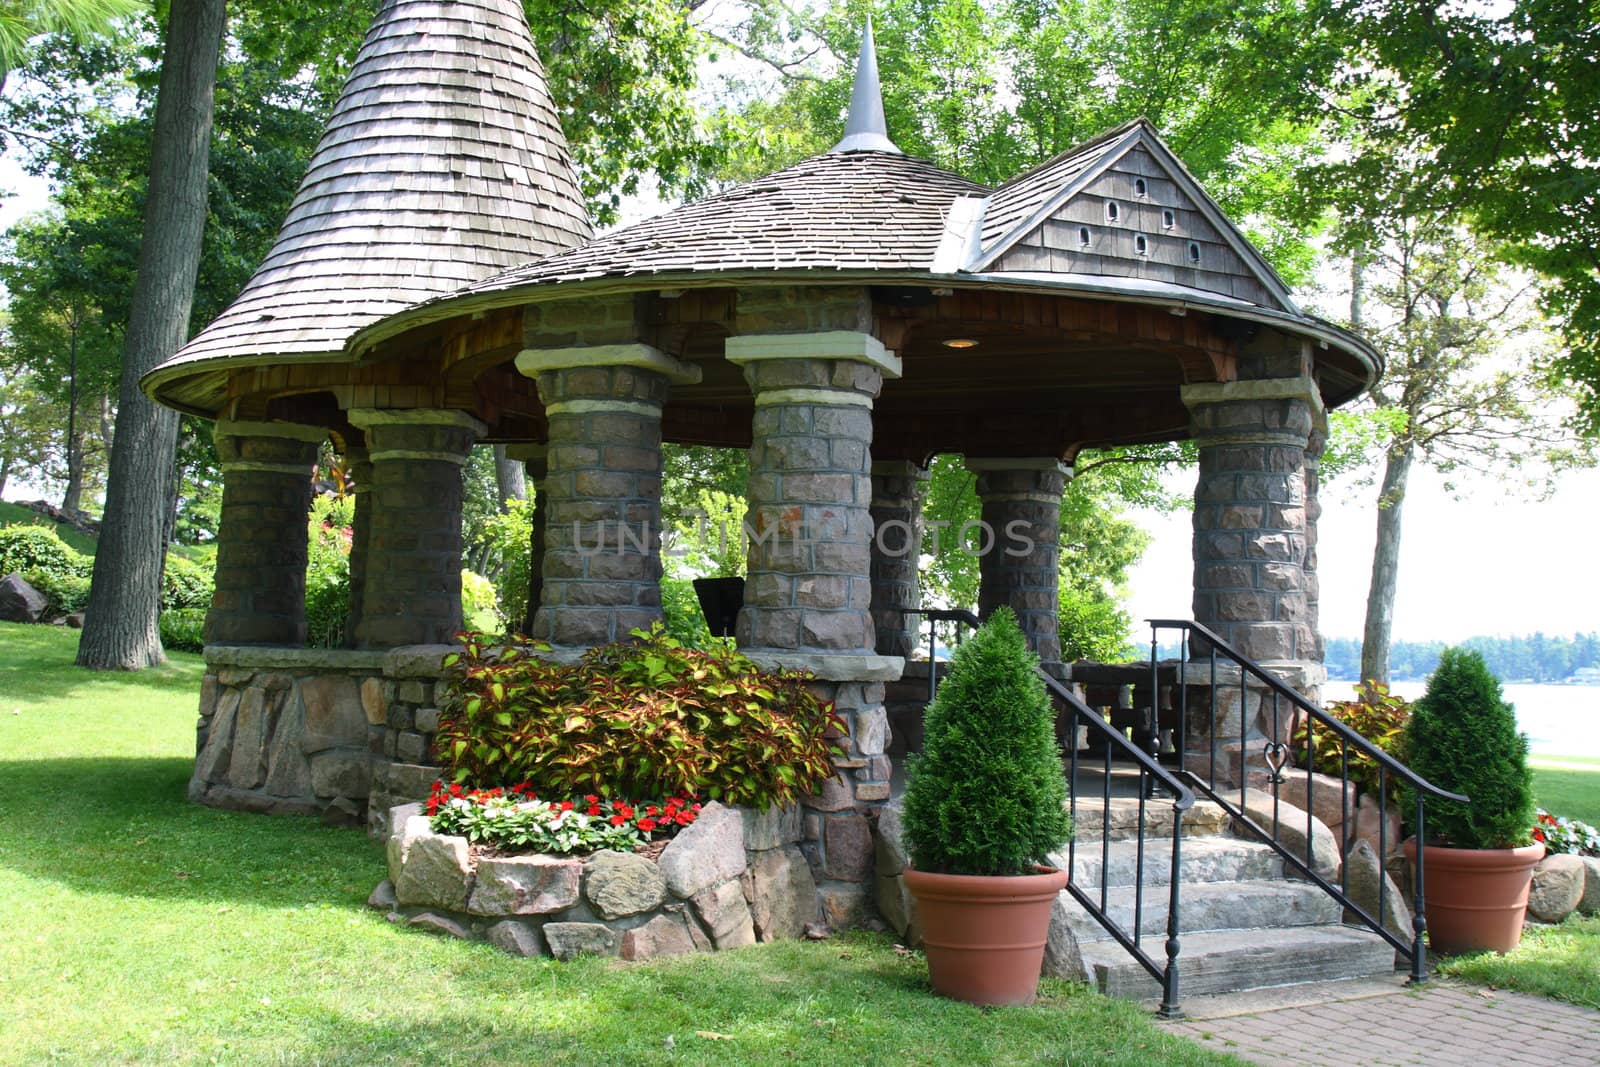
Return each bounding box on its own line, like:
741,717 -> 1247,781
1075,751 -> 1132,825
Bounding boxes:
905,608 -> 1194,1017
1146,619 -> 1468,985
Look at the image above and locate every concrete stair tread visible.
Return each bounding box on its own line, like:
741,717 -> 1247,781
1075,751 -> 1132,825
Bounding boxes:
1061,878 -> 1342,941
1081,923 -> 1397,1000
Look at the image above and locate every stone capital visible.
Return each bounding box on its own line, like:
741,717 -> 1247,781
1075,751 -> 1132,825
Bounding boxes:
214,419 -> 328,444
725,330 -> 902,380
514,343 -> 702,385
964,457 -> 1070,476
1179,377 -> 1326,418
347,408 -> 489,436
741,651 -> 905,682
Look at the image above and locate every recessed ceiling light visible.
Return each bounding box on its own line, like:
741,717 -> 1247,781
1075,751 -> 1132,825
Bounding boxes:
942,338 -> 979,349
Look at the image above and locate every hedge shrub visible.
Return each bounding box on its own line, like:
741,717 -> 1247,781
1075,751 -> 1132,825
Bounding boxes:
1404,647 -> 1534,850
0,526 -> 89,578
21,569 -> 92,616
901,607 -> 1072,876
434,625 -> 845,809
159,609 -> 207,653
161,555 -> 215,611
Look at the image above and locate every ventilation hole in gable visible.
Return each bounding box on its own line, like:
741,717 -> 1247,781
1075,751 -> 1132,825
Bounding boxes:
1188,241 -> 1202,264
1135,178 -> 1148,198
1078,226 -> 1092,247
1134,234 -> 1149,256
1162,209 -> 1176,229
1104,199 -> 1120,222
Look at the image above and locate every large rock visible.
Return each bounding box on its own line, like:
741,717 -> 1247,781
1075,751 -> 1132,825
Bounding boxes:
544,921 -> 620,960
743,804 -> 803,851
1350,794 -> 1404,859
1042,895 -> 1087,980
742,845 -> 819,941
658,802 -> 746,897
468,855 -> 582,916
823,812 -> 874,881
393,828 -> 472,911
310,748 -> 370,798
1580,857 -> 1600,916
301,675 -> 367,752
226,686 -> 278,789
620,910 -> 701,961
1237,789 -> 1340,879
0,572 -> 47,623
407,911 -> 471,940
263,707 -> 313,798
584,849 -> 667,919
875,799 -> 909,876
193,690 -> 240,784
1529,854 -> 1586,923
485,919 -> 547,957
1255,768 -> 1356,843
875,871 -> 920,946
818,883 -> 871,929
1343,839 -> 1413,947
691,878 -> 756,949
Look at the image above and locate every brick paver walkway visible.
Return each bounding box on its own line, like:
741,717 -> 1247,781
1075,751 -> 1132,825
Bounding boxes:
1165,981 -> 1600,1066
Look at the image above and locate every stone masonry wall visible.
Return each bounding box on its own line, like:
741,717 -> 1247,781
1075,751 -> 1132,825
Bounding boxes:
372,800 -> 822,960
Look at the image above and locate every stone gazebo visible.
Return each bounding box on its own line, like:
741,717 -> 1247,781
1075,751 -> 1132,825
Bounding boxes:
144,1 -> 1378,927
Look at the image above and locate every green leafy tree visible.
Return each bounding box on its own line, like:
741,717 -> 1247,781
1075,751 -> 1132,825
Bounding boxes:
901,607 -> 1071,875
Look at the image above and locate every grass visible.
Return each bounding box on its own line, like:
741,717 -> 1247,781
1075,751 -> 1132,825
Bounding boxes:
0,499 -> 99,555
1437,916 -> 1600,1009
0,622 -> 1236,1067
1531,755 -> 1600,824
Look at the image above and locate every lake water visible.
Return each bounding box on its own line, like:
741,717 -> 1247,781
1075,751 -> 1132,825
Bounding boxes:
1325,681 -> 1600,758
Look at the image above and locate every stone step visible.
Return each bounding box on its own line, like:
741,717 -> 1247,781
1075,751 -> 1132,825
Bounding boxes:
1059,879 -> 1342,944
1082,924 -> 1397,1000
1054,835 -> 1284,888
1066,797 -> 1231,840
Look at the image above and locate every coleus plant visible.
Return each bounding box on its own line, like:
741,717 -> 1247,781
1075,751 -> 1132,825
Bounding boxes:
434,625 -> 846,810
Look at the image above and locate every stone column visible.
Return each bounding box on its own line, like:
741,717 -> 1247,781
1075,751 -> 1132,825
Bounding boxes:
869,460 -> 928,659
347,409 -> 485,648
967,458 -> 1068,668
207,420 -> 326,646
1303,417 -> 1328,683
515,345 -> 699,648
342,444 -> 373,646
505,443 -> 548,637
1181,378 -> 1320,669
729,328 -> 902,928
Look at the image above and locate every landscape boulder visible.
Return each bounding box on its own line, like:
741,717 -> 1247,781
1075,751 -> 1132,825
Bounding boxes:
1342,839 -> 1413,947
1237,789 -> 1340,879
1580,857 -> 1600,916
0,572 -> 48,623
1528,853 -> 1585,923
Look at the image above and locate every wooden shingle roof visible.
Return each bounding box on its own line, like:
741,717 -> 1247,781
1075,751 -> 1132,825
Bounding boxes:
152,0 -> 590,378
440,151 -> 986,296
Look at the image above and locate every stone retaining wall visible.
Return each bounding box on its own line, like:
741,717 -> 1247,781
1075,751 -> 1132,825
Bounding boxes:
192,645 -> 453,828
373,801 -> 821,959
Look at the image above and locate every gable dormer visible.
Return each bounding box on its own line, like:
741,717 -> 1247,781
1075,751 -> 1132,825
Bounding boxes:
966,121 -> 1298,314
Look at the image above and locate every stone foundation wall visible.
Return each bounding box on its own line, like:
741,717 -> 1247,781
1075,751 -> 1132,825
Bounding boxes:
192,645 -> 453,829
374,800 -> 822,959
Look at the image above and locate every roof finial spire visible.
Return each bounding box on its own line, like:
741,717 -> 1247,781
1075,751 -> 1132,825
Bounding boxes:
830,15 -> 901,154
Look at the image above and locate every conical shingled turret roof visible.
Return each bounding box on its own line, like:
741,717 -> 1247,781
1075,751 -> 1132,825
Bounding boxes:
148,0 -> 591,394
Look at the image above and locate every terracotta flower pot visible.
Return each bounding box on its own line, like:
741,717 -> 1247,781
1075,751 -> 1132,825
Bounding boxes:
903,865 -> 1070,1006
1404,838 -> 1545,955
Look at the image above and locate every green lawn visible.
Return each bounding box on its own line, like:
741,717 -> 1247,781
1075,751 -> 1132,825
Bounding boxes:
1531,756 -> 1600,824
1438,916 -> 1600,1009
0,499 -> 99,555
0,622 -> 1236,1067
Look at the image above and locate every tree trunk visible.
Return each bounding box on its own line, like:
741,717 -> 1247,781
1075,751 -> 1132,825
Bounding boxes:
493,444 -> 527,506
76,0 -> 225,670
62,423 -> 85,516
1360,442 -> 1414,685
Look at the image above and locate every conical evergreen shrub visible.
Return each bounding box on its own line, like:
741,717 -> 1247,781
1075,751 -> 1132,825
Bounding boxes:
1404,647 -> 1533,850
901,607 -> 1072,876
